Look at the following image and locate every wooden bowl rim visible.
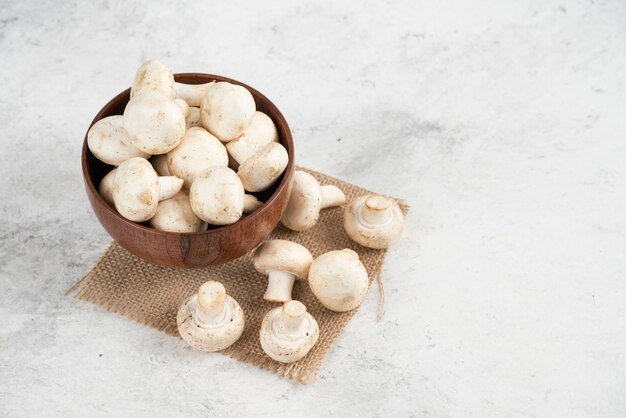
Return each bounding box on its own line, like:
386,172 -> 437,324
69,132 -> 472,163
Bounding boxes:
81,72 -> 295,238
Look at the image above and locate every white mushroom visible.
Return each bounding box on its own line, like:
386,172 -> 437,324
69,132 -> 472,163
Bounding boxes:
148,191 -> 204,233
186,107 -> 201,129
260,300 -> 319,363
243,194 -> 263,214
189,167 -> 244,225
177,281 -> 245,352
112,157 -> 183,222
150,154 -> 170,176
226,111 -> 278,167
123,91 -> 186,154
343,195 -> 404,249
166,127 -> 228,189
252,240 -> 313,302
131,59 -> 215,107
200,81 -> 256,143
237,142 -> 288,192
308,249 -> 369,312
98,168 -> 117,207
280,170 -> 346,231
130,60 -> 175,99
87,115 -> 149,165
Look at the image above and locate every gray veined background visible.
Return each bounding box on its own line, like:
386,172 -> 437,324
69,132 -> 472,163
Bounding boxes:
1,0 -> 626,416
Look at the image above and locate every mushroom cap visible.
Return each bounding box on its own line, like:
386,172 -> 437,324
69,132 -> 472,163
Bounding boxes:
237,142 -> 288,192
189,166 -> 244,225
123,91 -> 186,154
186,107 -> 201,129
252,240 -> 313,280
226,111 -> 278,165
343,195 -> 404,249
167,127 -> 228,189
177,288 -> 245,352
112,157 -> 159,222
87,115 -> 149,165
259,301 -> 319,363
200,81 -> 256,143
308,249 -> 369,312
130,60 -> 174,99
148,191 -> 204,233
98,168 -> 117,207
280,170 -> 323,231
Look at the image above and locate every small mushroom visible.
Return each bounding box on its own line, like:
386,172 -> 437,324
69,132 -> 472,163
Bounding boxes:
259,300 -> 319,363
113,157 -> 183,222
167,127 -> 228,189
87,116 -> 149,165
148,191 -> 204,233
308,249 -> 369,312
243,194 -> 263,214
252,240 -> 313,302
150,154 -> 170,176
189,167 -> 244,225
237,142 -> 288,192
177,281 -> 245,352
200,81 -> 256,143
123,91 -> 186,154
280,170 -> 346,231
343,195 -> 404,249
98,168 -> 117,207
131,60 -> 219,107
225,111 -> 278,167
186,107 -> 201,129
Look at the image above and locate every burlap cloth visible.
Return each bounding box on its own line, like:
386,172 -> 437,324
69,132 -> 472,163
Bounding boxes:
69,167 -> 409,384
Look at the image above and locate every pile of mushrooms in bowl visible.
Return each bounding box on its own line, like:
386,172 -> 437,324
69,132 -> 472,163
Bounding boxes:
82,61 -> 295,268
83,60 -> 406,364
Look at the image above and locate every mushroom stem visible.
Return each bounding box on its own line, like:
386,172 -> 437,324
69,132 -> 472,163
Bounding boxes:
195,281 -> 227,324
264,270 -> 296,302
360,195 -> 393,226
243,194 -> 263,214
158,176 -> 184,201
321,185 -> 346,209
174,82 -> 215,107
277,301 -> 307,334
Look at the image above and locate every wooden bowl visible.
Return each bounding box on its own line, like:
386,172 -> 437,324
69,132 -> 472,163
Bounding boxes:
82,73 -> 294,268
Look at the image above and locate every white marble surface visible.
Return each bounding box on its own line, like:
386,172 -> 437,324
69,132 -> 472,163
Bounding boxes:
2,0 -> 626,416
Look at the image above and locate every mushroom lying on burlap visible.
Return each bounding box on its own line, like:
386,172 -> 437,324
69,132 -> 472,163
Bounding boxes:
308,249 -> 369,312
113,157 -> 183,222
237,142 -> 288,192
200,81 -> 256,143
123,91 -> 186,154
177,281 -> 245,352
148,191 -> 204,233
130,59 -> 215,107
166,127 -> 228,189
280,170 -> 346,231
87,115 -> 149,165
189,166 -> 244,225
260,300 -> 319,363
226,111 -> 278,167
343,195 -> 404,249
252,240 -> 313,302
